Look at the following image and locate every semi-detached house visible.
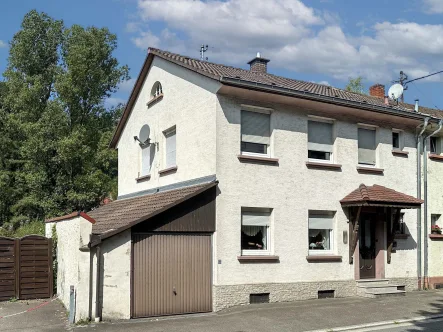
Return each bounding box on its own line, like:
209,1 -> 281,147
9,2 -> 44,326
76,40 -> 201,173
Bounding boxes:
45,48 -> 443,321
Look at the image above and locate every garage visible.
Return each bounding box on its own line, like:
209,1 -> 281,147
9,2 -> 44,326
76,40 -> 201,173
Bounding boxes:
132,233 -> 212,317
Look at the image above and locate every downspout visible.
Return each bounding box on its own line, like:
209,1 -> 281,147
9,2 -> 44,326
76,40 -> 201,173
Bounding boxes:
416,111 -> 429,290
95,244 -> 101,322
423,119 -> 443,289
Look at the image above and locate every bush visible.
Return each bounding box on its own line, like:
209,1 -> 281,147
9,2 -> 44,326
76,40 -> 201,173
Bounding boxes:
0,220 -> 45,238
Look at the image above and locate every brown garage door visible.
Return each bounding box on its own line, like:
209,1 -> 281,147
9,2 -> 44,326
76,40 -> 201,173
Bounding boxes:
132,234 -> 212,318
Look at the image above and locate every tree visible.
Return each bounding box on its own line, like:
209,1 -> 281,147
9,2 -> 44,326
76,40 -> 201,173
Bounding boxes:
0,10 -> 129,229
345,76 -> 365,94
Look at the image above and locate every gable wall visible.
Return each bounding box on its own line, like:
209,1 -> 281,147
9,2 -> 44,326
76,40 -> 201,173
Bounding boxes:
116,57 -> 221,197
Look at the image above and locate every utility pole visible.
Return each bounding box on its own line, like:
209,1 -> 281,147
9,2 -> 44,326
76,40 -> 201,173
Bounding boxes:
200,44 -> 209,61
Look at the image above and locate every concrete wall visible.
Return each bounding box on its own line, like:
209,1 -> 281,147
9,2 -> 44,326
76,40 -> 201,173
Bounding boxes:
116,56 -> 221,197
214,95 -> 419,293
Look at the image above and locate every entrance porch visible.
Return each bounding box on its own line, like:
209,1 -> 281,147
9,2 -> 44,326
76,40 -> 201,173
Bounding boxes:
340,184 -> 423,297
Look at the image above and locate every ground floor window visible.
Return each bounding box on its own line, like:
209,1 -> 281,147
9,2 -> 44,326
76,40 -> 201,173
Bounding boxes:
241,208 -> 271,255
308,211 -> 335,252
393,212 -> 406,234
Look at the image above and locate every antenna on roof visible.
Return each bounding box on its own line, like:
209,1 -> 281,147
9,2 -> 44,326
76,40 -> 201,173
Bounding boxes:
200,44 -> 209,61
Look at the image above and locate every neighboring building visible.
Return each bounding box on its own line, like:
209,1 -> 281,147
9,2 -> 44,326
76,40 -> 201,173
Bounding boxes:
46,48 -> 443,321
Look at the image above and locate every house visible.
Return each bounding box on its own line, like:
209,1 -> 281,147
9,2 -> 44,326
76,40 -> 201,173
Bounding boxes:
45,48 -> 443,321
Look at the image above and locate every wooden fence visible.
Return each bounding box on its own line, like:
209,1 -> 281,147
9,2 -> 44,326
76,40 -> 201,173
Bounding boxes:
0,235 -> 53,301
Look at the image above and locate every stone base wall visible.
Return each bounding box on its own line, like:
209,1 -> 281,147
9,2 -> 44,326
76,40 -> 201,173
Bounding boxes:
213,280 -> 357,312
389,277 -> 419,292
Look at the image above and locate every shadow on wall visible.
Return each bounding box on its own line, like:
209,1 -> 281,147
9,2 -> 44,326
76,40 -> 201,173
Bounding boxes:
394,223 -> 417,251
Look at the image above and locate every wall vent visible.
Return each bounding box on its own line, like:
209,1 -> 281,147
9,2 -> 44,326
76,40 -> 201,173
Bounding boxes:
249,293 -> 270,304
318,290 -> 335,299
434,283 -> 443,289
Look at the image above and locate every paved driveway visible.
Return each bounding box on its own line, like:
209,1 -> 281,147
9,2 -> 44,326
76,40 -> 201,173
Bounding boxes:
0,298 -> 67,332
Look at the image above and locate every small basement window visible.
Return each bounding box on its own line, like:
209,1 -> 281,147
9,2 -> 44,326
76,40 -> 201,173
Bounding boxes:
318,290 -> 335,299
249,293 -> 270,304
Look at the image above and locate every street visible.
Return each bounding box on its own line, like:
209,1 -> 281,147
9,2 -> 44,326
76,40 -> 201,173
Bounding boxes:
360,318 -> 443,332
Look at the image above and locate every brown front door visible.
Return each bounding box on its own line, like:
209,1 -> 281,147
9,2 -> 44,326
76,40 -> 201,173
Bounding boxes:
359,214 -> 376,279
132,233 -> 212,318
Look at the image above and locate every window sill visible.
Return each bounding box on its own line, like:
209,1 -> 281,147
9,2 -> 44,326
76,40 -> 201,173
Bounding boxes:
158,165 -> 178,175
237,255 -> 280,262
429,154 -> 443,161
147,93 -> 163,107
392,150 -> 409,157
305,161 -> 342,170
237,154 -> 279,165
394,233 -> 410,239
429,234 -> 443,239
356,166 -> 384,175
135,174 -> 151,183
306,255 -> 342,262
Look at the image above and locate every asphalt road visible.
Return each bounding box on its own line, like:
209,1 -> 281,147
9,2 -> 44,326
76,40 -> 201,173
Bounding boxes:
359,318 -> 443,332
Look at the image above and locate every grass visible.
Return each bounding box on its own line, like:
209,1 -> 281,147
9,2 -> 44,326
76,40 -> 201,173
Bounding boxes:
75,318 -> 91,326
0,221 -> 45,238
9,297 -> 18,302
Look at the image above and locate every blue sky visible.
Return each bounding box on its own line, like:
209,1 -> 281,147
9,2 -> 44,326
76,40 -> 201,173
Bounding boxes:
1,0 -> 443,109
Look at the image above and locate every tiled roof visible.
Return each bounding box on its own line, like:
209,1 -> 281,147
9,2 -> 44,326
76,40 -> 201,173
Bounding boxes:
45,212 -> 80,223
340,184 -> 423,207
149,48 -> 443,119
89,181 -> 216,234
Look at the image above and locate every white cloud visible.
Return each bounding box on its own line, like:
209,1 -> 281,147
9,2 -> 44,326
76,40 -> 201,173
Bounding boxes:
119,78 -> 136,93
105,97 -> 126,108
128,0 -> 443,83
0,40 -> 6,48
423,0 -> 443,13
317,81 -> 330,86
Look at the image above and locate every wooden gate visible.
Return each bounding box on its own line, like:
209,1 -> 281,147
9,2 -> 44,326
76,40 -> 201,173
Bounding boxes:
0,235 -> 53,301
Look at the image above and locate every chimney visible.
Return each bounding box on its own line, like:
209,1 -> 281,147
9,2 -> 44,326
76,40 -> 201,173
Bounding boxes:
248,52 -> 270,73
369,84 -> 385,98
415,99 -> 419,112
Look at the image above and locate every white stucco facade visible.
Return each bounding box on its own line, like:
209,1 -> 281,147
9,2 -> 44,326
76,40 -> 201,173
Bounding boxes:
116,57 -> 221,197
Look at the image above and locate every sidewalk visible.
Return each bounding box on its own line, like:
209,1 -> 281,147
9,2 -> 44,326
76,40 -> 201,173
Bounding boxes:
79,290 -> 443,332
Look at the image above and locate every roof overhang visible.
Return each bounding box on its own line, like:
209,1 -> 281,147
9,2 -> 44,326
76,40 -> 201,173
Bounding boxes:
45,211 -> 96,224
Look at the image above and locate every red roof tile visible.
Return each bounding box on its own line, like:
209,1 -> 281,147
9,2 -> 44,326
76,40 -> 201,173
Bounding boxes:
340,184 -> 423,207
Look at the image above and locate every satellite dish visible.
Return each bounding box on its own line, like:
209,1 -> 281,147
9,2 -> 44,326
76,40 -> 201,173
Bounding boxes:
138,125 -> 151,145
388,83 -> 404,100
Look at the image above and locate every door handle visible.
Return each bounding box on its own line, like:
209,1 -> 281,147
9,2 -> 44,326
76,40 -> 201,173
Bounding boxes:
173,286 -> 177,295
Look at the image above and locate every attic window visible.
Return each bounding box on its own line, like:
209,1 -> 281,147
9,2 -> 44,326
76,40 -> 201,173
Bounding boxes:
148,82 -> 163,107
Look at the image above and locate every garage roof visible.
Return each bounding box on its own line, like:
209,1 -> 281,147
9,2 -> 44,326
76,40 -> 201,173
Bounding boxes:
88,180 -> 217,238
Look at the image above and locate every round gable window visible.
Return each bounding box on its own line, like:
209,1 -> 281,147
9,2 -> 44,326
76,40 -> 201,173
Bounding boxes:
151,82 -> 163,99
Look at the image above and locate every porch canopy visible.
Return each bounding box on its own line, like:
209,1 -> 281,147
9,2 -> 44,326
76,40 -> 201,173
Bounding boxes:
340,184 -> 423,209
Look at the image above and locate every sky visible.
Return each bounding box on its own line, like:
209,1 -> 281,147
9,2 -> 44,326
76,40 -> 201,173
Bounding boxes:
1,0 -> 443,109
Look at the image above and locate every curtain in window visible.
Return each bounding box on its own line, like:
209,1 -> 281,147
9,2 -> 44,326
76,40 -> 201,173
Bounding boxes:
241,110 -> 270,145
308,121 -> 333,152
165,130 -> 176,167
141,146 -> 151,176
358,128 -> 376,164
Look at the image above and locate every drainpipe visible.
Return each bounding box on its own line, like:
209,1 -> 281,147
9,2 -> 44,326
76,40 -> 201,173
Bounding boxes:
95,245 -> 101,322
423,119 -> 443,289
416,113 -> 429,290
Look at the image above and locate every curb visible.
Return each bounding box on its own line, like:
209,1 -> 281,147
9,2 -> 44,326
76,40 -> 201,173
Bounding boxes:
305,314 -> 443,332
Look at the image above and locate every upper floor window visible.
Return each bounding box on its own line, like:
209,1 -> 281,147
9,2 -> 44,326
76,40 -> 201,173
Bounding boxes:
151,81 -> 163,99
358,127 -> 376,165
241,110 -> 270,156
392,131 -> 400,150
430,136 -> 441,154
140,145 -> 152,177
164,127 -> 176,168
308,120 -> 333,162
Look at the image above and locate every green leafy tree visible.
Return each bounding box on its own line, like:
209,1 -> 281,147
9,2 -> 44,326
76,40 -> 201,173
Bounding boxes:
0,10 -> 129,230
345,76 -> 365,94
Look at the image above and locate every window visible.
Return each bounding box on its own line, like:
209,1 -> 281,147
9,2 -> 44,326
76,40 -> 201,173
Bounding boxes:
430,136 -> 441,154
308,211 -> 335,252
393,212 -> 405,234
358,128 -> 376,165
140,145 -> 152,176
392,131 -> 400,150
308,120 -> 333,162
241,208 -> 271,255
151,81 -> 163,98
164,128 -> 176,168
431,214 -> 441,227
241,110 -> 270,156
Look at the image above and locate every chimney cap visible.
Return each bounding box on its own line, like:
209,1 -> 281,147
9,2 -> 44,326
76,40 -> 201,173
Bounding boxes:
247,52 -> 270,65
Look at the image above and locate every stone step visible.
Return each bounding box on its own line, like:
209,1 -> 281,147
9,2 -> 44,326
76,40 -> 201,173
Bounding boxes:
357,284 -> 405,290
360,289 -> 406,299
356,279 -> 390,287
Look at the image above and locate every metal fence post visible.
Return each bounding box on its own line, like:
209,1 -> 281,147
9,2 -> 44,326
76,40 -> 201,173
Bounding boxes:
69,285 -> 76,324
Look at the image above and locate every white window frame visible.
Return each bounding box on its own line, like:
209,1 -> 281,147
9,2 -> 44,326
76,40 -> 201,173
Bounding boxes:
358,124 -> 377,167
240,108 -> 272,157
308,210 -> 335,255
392,129 -> 403,151
164,127 -> 176,168
307,116 -> 334,164
139,144 -> 151,177
241,208 -> 272,256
